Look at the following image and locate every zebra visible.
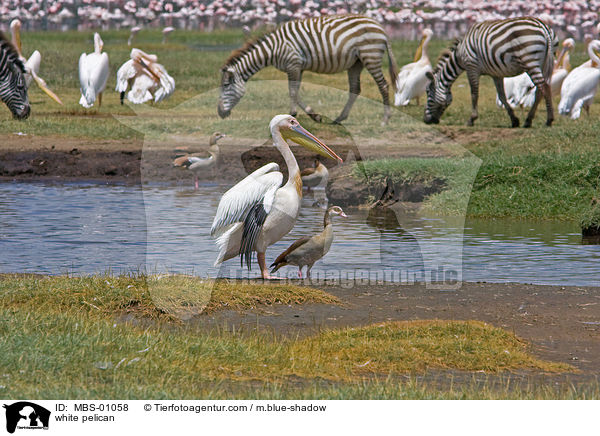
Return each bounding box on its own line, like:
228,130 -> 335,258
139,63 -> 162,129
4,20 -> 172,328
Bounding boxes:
0,32 -> 30,120
424,17 -> 557,128
217,15 -> 399,124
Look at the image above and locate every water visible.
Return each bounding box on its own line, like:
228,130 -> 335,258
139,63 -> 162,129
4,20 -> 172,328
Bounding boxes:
0,181 -> 598,287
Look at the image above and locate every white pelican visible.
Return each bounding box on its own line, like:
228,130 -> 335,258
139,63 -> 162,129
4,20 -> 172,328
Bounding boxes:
173,132 -> 226,189
9,19 -> 62,105
211,115 -> 342,279
162,26 -> 174,44
394,28 -> 433,106
78,33 -> 109,108
558,40 -> 600,119
128,26 -> 141,46
551,38 -> 575,95
270,205 -> 346,278
301,159 -> 329,191
496,72 -> 534,109
115,48 -> 175,104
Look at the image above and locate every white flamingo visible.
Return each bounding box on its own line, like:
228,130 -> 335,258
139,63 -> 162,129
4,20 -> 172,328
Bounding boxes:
394,28 -> 433,106
162,26 -> 174,44
115,48 -> 175,104
558,40 -> 600,119
78,33 -> 109,108
128,26 -> 141,46
211,115 -> 342,279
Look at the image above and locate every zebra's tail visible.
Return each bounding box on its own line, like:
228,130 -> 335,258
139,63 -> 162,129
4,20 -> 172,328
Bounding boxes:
385,38 -> 400,93
543,29 -> 558,85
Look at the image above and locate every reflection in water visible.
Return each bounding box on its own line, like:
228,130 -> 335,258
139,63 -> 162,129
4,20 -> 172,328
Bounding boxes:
0,181 -> 599,286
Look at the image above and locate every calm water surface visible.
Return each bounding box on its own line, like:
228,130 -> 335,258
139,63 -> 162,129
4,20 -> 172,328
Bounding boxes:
1,181 -> 598,286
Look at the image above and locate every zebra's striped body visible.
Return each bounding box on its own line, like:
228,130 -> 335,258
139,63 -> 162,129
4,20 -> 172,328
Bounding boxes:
218,15 -> 399,124
424,17 -> 557,127
0,32 -> 30,119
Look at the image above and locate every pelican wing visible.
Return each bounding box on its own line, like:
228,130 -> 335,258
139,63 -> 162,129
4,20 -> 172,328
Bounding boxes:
115,59 -> 137,93
127,74 -> 155,104
210,162 -> 282,237
92,52 -> 110,95
78,53 -> 92,107
152,63 -> 175,102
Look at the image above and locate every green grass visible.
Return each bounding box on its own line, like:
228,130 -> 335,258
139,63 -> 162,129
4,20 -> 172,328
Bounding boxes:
354,152 -> 600,220
0,274 -> 586,399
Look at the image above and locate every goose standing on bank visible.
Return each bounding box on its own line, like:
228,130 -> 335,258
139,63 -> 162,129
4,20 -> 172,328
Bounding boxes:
115,48 -> 175,104
270,206 -> 347,278
9,19 -> 62,105
394,28 -> 433,106
558,40 -> 600,119
78,33 -> 109,108
211,115 -> 342,279
173,132 -> 226,189
301,159 -> 329,191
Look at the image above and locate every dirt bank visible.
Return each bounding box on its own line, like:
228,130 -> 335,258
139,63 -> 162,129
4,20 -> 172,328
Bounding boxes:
0,133 -> 452,188
192,281 -> 600,378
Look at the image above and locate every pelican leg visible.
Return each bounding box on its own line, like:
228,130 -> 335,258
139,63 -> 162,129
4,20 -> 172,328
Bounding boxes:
98,92 -> 102,107
258,252 -> 282,280
195,176 -> 199,190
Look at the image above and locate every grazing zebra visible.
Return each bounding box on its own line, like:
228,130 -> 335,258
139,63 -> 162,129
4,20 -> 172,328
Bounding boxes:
218,15 -> 399,124
424,17 -> 557,128
0,32 -> 30,119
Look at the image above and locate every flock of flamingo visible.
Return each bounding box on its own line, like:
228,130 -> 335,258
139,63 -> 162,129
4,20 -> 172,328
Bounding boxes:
2,0 -> 600,42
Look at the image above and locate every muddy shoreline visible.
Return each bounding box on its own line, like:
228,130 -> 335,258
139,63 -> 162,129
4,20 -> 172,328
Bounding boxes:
192,281 -> 600,379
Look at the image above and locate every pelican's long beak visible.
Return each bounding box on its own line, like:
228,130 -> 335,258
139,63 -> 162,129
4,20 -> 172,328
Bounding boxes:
413,35 -> 426,62
285,124 -> 343,162
14,27 -> 22,54
31,70 -> 63,105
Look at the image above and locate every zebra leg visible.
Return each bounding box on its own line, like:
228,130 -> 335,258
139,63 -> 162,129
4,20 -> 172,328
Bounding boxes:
524,87 -> 542,128
287,70 -> 322,122
333,61 -> 363,124
466,70 -> 480,126
287,70 -> 301,117
542,82 -> 554,126
363,58 -> 392,125
493,77 -> 519,127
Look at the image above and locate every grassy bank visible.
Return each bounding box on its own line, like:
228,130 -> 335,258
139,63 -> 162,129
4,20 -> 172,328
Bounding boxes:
355,152 -> 600,220
0,274 -> 587,399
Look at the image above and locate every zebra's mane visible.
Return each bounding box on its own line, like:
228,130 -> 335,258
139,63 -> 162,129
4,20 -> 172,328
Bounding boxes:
0,32 -> 25,73
223,33 -> 271,67
433,38 -> 461,73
